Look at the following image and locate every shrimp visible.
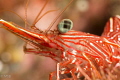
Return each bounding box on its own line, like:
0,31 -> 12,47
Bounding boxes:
0,0 -> 120,80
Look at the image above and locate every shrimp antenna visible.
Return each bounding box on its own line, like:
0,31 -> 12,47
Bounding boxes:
35,9 -> 59,25
32,0 -> 50,27
0,9 -> 31,27
45,0 -> 75,33
24,0 -> 30,28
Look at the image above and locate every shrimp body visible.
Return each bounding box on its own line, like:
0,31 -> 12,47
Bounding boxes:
0,15 -> 120,80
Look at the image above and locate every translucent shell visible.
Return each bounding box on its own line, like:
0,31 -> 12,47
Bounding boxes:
58,19 -> 73,33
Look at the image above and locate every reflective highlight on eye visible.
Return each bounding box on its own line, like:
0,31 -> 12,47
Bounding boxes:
58,19 -> 73,33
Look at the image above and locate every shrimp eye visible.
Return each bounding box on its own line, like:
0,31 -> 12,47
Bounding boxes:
58,19 -> 73,33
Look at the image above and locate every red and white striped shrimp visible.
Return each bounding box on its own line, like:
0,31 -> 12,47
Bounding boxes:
0,0 -> 120,80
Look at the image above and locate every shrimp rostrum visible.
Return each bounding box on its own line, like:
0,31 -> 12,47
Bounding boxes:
0,0 -> 120,80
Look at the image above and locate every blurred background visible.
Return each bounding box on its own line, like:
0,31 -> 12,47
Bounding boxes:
0,0 -> 120,80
